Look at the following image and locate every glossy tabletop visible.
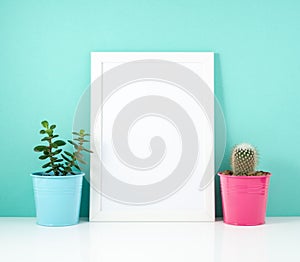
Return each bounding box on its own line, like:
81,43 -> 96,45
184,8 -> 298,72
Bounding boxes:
0,217 -> 298,262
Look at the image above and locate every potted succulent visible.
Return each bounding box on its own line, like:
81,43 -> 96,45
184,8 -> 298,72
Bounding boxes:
31,120 -> 92,226
218,143 -> 271,226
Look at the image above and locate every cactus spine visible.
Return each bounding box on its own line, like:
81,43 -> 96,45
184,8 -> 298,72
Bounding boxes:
231,143 -> 258,175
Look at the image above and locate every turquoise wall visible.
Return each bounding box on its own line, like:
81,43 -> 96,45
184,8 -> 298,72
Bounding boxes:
1,0 -> 300,217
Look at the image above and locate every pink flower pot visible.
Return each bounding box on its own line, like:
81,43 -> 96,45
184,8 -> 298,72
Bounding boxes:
218,173 -> 271,226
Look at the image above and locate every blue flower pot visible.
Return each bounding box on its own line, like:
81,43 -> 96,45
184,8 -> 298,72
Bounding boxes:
31,172 -> 85,226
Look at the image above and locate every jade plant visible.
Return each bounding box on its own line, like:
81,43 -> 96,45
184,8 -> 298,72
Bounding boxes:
220,143 -> 270,176
34,120 -> 92,176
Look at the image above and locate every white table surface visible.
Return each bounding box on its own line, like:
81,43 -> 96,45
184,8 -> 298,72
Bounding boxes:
0,217 -> 298,262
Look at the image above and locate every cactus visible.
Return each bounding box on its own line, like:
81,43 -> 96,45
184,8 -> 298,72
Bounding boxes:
231,143 -> 258,175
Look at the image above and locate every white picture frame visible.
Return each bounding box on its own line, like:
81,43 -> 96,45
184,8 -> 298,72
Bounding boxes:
90,52 -> 215,221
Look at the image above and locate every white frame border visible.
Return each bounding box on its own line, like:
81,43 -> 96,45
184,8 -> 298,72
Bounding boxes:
90,52 -> 215,222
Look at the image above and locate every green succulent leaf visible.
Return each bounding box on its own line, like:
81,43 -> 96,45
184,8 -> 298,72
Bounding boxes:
46,129 -> 53,136
74,164 -> 81,170
54,140 -> 66,146
64,151 -> 73,157
41,137 -> 51,141
41,121 -> 49,128
40,130 -> 46,134
43,150 -> 49,155
34,145 -> 48,152
61,154 -> 72,162
42,162 -> 52,168
50,125 -> 56,129
68,140 -> 78,146
68,140 -> 79,150
53,149 -> 62,155
39,155 -> 48,160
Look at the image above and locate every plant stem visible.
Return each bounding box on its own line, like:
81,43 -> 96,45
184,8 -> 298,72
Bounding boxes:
63,146 -> 83,175
48,136 -> 59,176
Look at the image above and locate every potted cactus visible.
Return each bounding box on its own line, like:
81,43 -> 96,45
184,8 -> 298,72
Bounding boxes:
218,143 -> 271,226
31,120 -> 92,226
